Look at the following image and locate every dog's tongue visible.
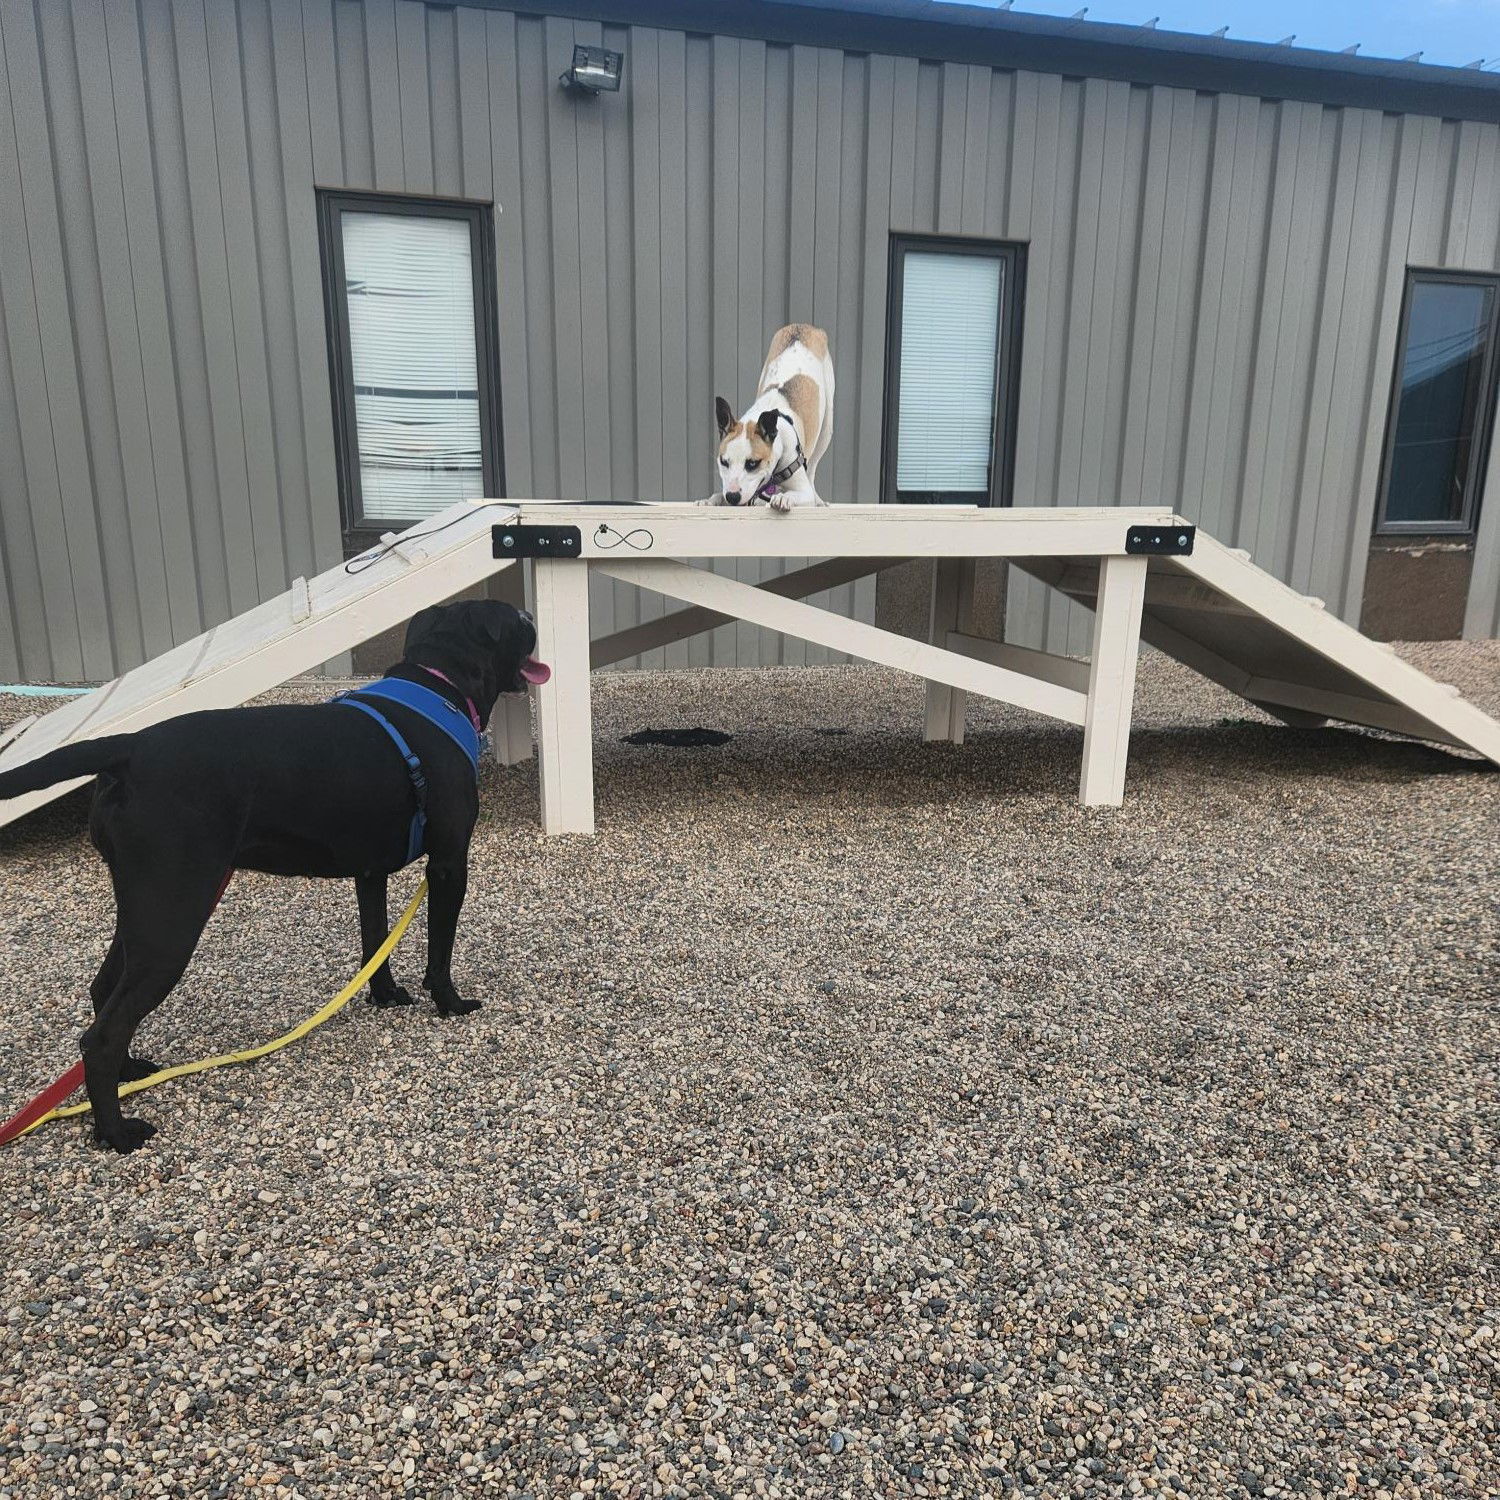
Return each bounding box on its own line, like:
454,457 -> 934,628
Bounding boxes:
520,657 -> 551,686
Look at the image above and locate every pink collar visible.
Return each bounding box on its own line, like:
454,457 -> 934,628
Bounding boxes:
416,665 -> 482,735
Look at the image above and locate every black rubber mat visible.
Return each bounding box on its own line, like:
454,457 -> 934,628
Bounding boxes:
621,727 -> 733,748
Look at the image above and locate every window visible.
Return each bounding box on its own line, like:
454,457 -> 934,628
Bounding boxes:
882,236 -> 1025,505
318,192 -> 503,533
1376,270 -> 1499,535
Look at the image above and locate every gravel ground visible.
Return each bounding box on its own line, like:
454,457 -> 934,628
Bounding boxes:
1,643 -> 1497,1500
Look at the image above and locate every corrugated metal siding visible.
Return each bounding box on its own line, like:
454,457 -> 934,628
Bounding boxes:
0,0 -> 1497,683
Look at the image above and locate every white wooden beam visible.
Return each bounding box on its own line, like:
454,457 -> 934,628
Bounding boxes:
924,560 -> 966,744
946,632 -> 1092,695
531,559 -> 595,835
589,556 -> 900,669
1242,676 -> 1464,747
1080,555 -> 1148,807
595,558 -> 1088,726
486,560 -> 534,766
526,502 -> 1179,560
0,715 -> 38,756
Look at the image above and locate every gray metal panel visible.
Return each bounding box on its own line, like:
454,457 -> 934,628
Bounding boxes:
711,34 -> 746,668
103,0 -> 204,649
1469,129 -> 1500,640
683,33 -> 714,667
242,0 -> 315,582
428,4 -> 464,197
487,7 -> 533,492
852,52 -> 895,645
727,38 -> 769,668
363,0 -> 406,189
657,27 -> 691,668
141,0 -> 232,630
332,0 -> 376,188
512,13 -> 559,498
0,10 -> 48,682
205,0 -> 290,603
3,0 -> 1499,687
72,0 -> 173,666
0,252 -> 39,679
173,0 -> 260,619
2,0 -> 112,680
303,0 -> 344,186
46,0 -> 145,670
394,0 -> 433,193
0,282 -> 34,679
270,0 -> 346,578
624,22 -> 663,667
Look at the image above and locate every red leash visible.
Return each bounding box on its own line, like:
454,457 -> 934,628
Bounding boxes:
0,870 -> 235,1148
0,1061 -> 86,1146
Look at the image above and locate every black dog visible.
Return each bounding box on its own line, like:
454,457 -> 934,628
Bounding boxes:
0,600 -> 548,1153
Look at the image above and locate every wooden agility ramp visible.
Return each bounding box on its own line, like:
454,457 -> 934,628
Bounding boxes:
1,500 -> 1496,836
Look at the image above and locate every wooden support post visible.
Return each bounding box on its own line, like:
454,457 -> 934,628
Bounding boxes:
531,559 -> 595,835
925,559 -> 975,744
1079,554 -> 1148,808
486,561 -> 534,766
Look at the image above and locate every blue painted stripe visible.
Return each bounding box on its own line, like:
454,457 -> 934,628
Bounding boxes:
0,684 -> 92,698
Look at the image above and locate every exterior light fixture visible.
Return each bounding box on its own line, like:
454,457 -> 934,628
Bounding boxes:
561,45 -> 624,95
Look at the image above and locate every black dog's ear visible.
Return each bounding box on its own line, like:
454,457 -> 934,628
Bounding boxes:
715,396 -> 736,437
473,598 -> 522,645
756,408 -> 782,444
403,605 -> 445,652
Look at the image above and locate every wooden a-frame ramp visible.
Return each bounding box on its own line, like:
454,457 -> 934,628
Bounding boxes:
1,500 -> 1496,836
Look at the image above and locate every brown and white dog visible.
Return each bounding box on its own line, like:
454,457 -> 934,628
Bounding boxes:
704,323 -> 835,511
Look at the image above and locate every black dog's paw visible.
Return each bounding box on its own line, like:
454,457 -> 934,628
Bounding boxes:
118,1055 -> 162,1083
367,985 -> 418,1009
95,1117 -> 158,1154
432,991 -> 482,1018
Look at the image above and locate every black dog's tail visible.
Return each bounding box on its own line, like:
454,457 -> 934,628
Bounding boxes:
0,735 -> 136,801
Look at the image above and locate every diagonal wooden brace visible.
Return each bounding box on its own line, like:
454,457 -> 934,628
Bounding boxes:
594,558 -> 1088,726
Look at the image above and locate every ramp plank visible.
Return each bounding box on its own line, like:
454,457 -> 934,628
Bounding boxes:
1014,534 -> 1499,763
0,503 -> 518,829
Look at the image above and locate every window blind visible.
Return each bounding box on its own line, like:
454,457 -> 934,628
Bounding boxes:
895,252 -> 1004,496
341,211 -> 484,520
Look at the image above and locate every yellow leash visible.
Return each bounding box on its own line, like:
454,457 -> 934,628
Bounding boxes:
7,878 -> 428,1142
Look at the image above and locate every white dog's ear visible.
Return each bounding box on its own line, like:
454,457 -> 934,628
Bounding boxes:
715,396 -> 736,437
755,409 -> 782,444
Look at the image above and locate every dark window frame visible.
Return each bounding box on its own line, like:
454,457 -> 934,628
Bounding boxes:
316,189 -> 505,545
880,234 -> 1026,507
1374,266 -> 1500,538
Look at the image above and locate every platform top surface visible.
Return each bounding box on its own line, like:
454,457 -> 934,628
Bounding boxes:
509,500 -> 1187,560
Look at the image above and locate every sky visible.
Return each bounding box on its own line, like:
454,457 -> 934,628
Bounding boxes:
938,0 -> 1500,69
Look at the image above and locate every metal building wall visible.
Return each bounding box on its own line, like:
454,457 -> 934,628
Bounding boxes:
1,0 -> 1497,683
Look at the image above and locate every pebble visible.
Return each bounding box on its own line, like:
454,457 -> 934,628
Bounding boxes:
0,648 -> 1496,1498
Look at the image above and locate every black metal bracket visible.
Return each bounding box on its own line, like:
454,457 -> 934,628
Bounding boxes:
492,524 -> 583,559
1125,524 -> 1195,556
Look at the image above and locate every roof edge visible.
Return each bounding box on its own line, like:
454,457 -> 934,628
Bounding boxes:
435,0 -> 1500,123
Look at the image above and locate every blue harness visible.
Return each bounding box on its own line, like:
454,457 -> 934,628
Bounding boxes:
331,677 -> 482,866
